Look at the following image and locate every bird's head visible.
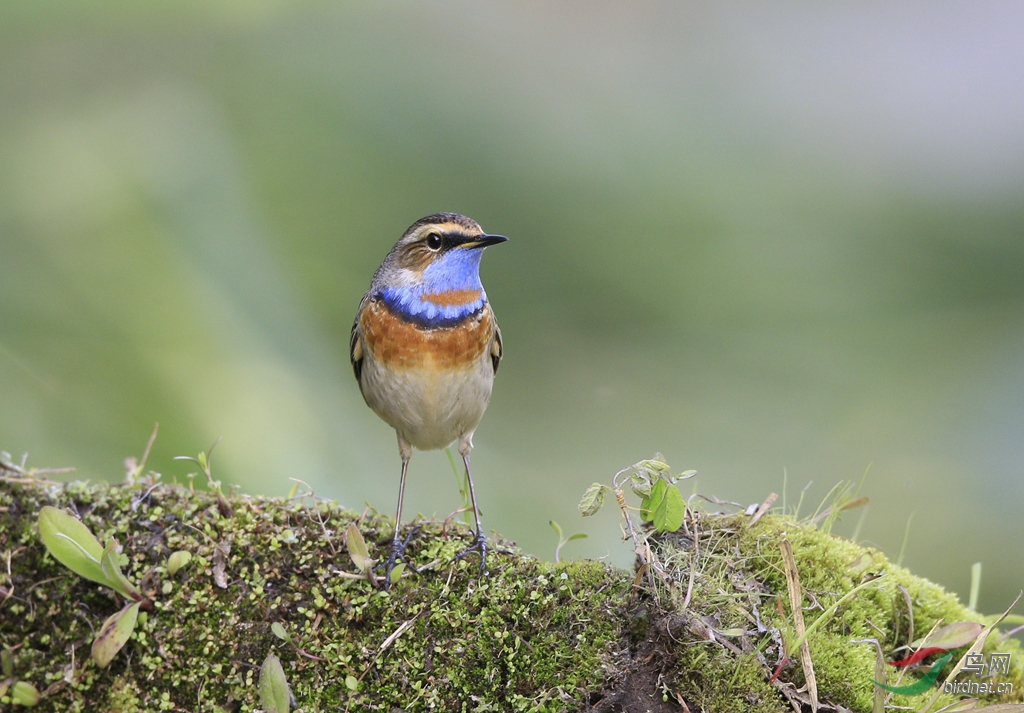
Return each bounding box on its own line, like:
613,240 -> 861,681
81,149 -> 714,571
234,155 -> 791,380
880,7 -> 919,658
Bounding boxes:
371,213 -> 507,325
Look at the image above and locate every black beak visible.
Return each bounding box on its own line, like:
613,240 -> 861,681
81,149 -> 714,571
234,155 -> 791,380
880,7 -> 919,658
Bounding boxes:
466,234 -> 508,249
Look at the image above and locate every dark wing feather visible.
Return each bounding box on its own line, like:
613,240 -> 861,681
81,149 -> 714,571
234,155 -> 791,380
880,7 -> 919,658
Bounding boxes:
490,322 -> 503,375
350,320 -> 364,383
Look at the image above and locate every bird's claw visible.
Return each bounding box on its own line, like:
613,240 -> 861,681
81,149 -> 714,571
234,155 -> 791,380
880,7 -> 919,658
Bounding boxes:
377,526 -> 420,590
453,529 -> 489,576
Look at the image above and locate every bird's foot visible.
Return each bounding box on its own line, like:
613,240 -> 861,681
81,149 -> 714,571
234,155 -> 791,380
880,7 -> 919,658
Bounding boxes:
377,526 -> 420,590
453,529 -> 489,576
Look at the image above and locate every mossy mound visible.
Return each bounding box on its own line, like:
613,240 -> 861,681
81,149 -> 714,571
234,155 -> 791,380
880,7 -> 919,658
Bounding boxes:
636,513 -> 1024,712
1,474 -> 1021,712
1,477 -> 628,712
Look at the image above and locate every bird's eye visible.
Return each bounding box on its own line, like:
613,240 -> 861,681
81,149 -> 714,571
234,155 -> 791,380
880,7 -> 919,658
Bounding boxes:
425,233 -> 443,251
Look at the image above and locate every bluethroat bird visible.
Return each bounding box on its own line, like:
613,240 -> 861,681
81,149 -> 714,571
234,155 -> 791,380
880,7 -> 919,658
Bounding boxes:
350,213 -> 506,587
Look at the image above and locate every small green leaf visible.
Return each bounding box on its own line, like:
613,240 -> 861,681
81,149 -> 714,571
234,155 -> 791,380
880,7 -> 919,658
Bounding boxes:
548,520 -> 564,539
91,600 -> 142,668
346,523 -> 372,572
652,483 -> 686,532
635,457 -> 670,476
578,483 -> 606,517
629,472 -> 653,497
259,653 -> 291,713
1,647 -> 12,678
567,533 -> 588,543
640,479 -> 668,522
345,674 -> 359,691
271,622 -> 291,643
166,550 -> 192,576
918,621 -> 984,651
389,562 -> 406,585
11,680 -> 41,706
38,506 -> 107,586
100,539 -> 142,600
717,628 -> 746,637
652,491 -> 669,526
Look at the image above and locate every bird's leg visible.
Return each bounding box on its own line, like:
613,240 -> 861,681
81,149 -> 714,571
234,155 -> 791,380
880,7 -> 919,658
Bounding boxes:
453,436 -> 489,575
380,436 -> 414,589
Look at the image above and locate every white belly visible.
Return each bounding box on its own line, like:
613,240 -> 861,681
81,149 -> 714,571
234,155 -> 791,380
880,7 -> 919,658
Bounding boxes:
359,351 -> 494,451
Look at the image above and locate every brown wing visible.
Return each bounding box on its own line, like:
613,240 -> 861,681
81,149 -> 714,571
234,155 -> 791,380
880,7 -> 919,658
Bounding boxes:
490,322 -> 503,375
350,320 -> 364,383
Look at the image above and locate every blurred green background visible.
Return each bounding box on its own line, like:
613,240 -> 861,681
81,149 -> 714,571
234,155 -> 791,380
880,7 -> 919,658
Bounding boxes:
2,3 -> 1022,612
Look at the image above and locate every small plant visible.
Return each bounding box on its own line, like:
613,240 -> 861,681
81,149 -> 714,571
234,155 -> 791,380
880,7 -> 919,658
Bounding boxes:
259,653 -> 293,713
174,438 -> 232,515
123,423 -> 160,485
579,455 -> 694,532
579,455 -> 695,586
343,522 -> 405,588
1,648 -> 40,707
804,476 -> 869,534
37,507 -> 152,668
345,523 -> 375,581
166,550 -> 193,576
548,520 -> 586,563
0,450 -> 76,482
270,620 -> 329,664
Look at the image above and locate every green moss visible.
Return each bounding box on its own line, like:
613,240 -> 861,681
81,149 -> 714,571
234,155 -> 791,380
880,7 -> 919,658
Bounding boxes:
2,476 -> 1021,712
734,513 -> 1024,711
1,478 -> 629,711
672,646 -> 781,712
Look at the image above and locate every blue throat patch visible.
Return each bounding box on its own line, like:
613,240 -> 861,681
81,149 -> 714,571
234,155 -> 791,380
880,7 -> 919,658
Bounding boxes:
378,247 -> 490,328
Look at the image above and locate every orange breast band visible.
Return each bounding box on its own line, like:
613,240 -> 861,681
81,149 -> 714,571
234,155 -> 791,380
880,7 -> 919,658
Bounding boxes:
421,288 -> 483,307
361,299 -> 493,370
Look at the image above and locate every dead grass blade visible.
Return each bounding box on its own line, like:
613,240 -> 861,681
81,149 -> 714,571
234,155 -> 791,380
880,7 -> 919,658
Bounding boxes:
780,539 -> 818,713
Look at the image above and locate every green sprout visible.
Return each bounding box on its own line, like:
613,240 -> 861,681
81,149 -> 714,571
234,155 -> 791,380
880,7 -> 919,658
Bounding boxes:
37,507 -> 151,668
344,522 -> 404,588
548,520 -> 586,563
259,653 -> 293,713
166,550 -> 193,576
579,454 -> 694,534
1,647 -> 41,707
174,437 -> 232,516
578,454 -> 695,588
